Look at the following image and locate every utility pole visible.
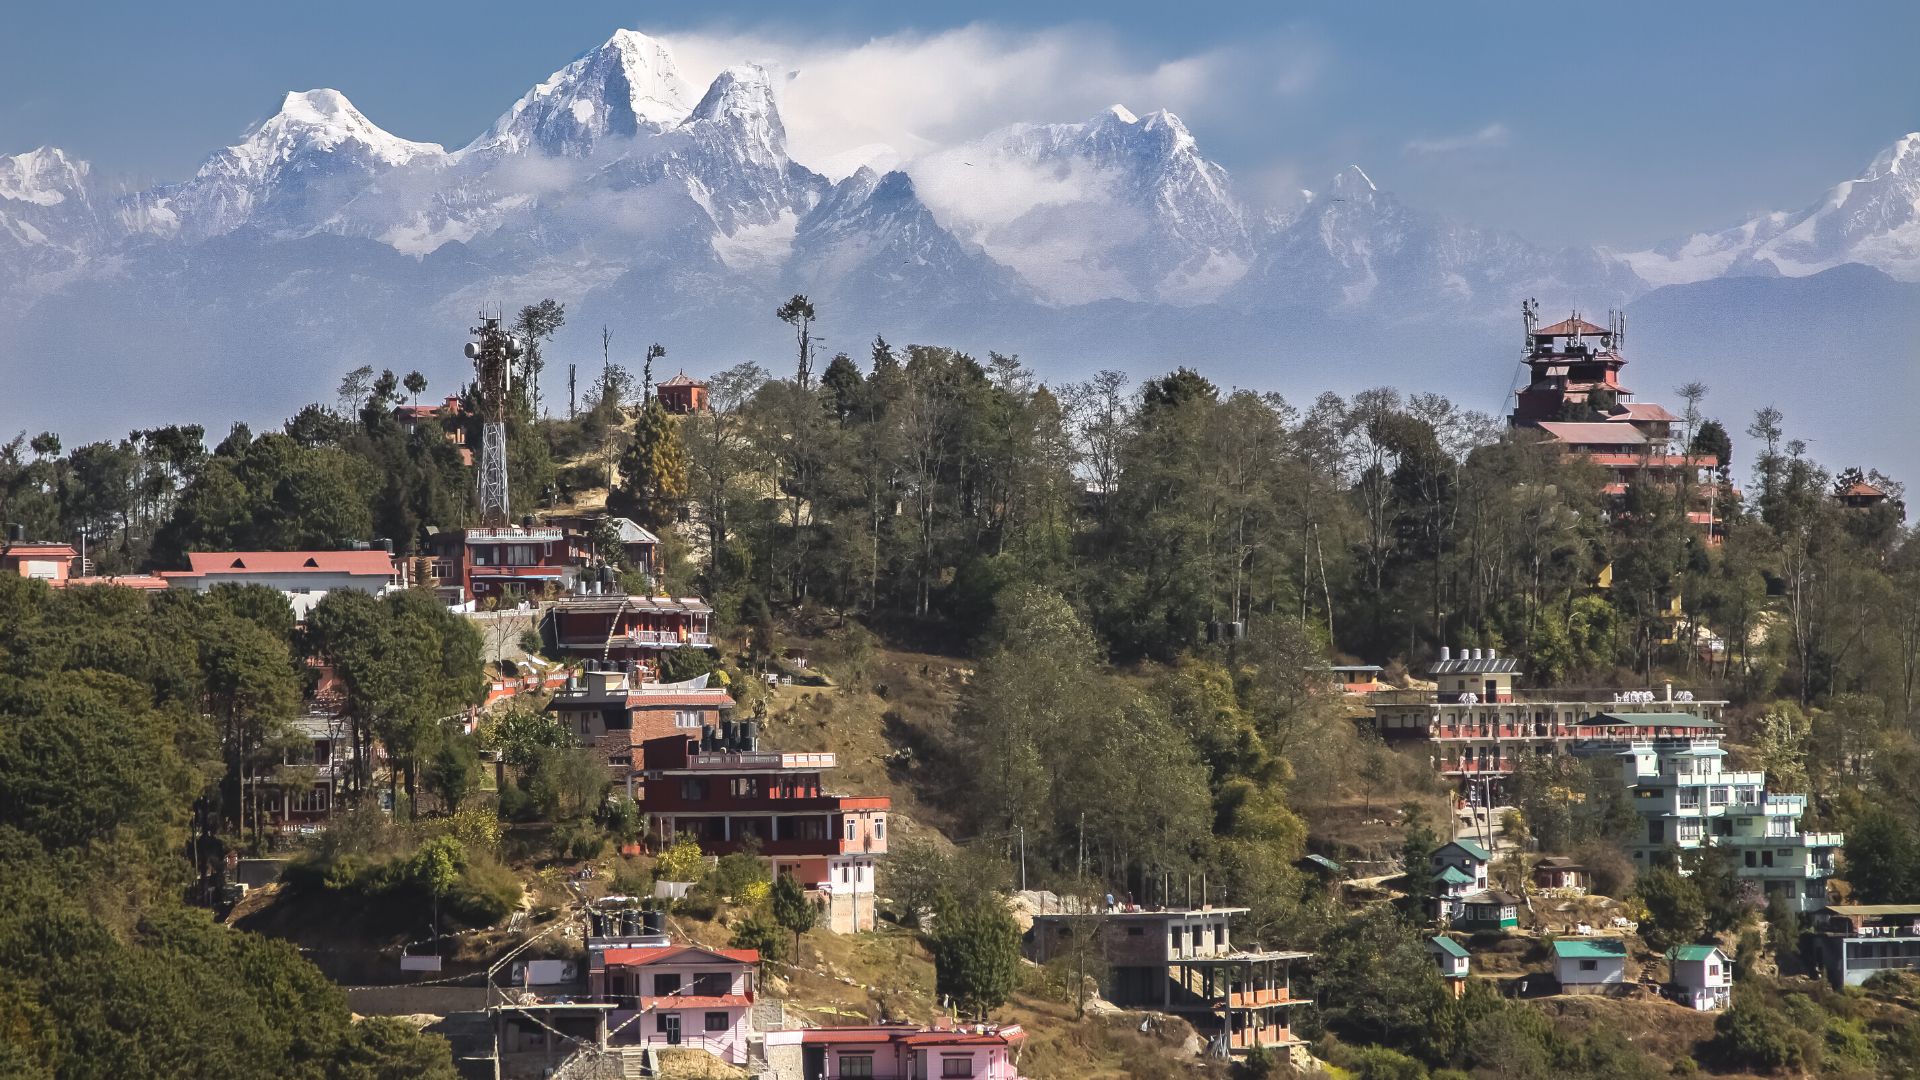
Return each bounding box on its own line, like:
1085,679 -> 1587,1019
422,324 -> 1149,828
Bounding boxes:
1077,812 -> 1085,887
568,363 -> 577,419
1017,826 -> 1027,892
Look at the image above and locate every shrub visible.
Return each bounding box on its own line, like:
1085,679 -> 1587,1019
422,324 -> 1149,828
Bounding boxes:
1710,996 -> 1805,1072
654,836 -> 706,883
447,855 -> 522,926
711,850 -> 766,901
1342,1045 -> 1429,1080
729,911 -> 787,964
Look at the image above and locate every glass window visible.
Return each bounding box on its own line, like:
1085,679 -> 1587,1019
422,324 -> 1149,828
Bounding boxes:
942,1056 -> 975,1078
654,973 -> 682,996
704,1011 -> 730,1033
840,1054 -> 874,1078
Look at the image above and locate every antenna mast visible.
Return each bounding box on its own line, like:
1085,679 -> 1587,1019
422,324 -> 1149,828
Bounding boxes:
466,315 -> 522,528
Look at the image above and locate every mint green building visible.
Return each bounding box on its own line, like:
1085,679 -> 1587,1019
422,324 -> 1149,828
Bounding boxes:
1620,738 -> 1841,913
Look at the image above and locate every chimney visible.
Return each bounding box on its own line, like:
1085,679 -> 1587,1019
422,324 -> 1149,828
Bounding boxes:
1440,646 -> 1451,661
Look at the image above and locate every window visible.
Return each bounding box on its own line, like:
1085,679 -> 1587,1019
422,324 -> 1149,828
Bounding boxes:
875,818 -> 885,839
654,973 -> 682,996
704,1011 -> 730,1033
675,709 -> 702,729
731,777 -> 761,799
1580,960 -> 1597,971
840,1053 -> 874,1078
693,971 -> 731,996
680,779 -> 708,801
578,715 -> 592,735
1126,926 -> 1144,937
942,1056 -> 976,1078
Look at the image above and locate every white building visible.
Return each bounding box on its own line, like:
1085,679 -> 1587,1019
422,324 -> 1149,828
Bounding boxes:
1666,945 -> 1732,1010
1620,737 -> 1842,914
160,549 -> 398,619
1552,939 -> 1627,989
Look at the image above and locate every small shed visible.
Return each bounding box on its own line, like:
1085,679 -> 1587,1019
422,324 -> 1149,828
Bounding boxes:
1666,944 -> 1732,1010
1456,890 -> 1521,931
1427,935 -> 1469,995
1553,938 -> 1627,989
1296,853 -> 1346,880
1532,857 -> 1588,894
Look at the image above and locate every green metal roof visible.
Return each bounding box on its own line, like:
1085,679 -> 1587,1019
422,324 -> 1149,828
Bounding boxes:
1432,866 -> 1474,885
1593,711 -> 1723,728
1666,945 -> 1722,962
1552,939 -> 1627,960
1299,853 -> 1346,873
1428,935 -> 1469,959
1437,839 -> 1492,862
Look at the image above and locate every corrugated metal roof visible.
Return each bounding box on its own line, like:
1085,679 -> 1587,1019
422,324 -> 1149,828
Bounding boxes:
1428,935 -> 1469,959
1552,939 -> 1627,959
1426,658 -> 1522,675
1667,945 -> 1722,962
1535,422 -> 1649,446
1437,839 -> 1492,862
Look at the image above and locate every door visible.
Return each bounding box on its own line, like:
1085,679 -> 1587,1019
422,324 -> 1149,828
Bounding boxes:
662,1013 -> 681,1046
803,1046 -> 827,1080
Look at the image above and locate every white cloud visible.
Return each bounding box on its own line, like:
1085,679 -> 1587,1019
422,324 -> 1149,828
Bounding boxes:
1404,122 -> 1510,156
664,22 -> 1324,178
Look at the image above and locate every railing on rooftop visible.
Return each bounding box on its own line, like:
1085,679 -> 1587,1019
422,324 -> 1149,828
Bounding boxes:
1371,687 -> 1727,707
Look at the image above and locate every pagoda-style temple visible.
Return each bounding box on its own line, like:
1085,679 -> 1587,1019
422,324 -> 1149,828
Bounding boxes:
1510,305 -> 1725,542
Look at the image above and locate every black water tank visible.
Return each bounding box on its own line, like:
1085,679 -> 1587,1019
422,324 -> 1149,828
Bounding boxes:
642,908 -> 665,935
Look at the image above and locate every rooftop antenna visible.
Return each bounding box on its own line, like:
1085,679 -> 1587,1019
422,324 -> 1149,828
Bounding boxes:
466,313 -> 522,527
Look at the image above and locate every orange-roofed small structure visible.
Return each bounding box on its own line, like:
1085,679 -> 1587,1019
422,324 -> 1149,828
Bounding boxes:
656,371 -> 709,414
2,542 -> 78,583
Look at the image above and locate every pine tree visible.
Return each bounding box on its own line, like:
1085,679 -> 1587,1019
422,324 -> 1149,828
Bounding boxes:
613,400 -> 690,527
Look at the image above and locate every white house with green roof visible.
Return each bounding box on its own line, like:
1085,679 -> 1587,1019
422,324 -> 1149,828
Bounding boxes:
1665,945 -> 1732,1010
1428,840 -> 1493,923
1552,938 -> 1627,989
1427,935 -> 1470,992
1619,737 -> 1841,913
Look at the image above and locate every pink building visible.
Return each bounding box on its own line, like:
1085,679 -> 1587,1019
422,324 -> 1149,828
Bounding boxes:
589,944 -> 759,1064
762,1024 -> 1027,1080
1,542 -> 77,582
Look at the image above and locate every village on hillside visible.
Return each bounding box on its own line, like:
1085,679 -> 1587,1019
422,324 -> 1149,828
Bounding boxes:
3,295 -> 1917,1080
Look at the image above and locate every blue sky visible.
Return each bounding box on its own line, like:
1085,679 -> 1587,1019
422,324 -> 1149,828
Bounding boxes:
4,0 -> 1914,247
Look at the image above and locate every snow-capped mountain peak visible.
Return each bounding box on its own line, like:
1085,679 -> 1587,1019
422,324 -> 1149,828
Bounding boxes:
0,147 -> 90,207
1624,130 -> 1920,285
234,89 -> 445,171
1105,104 -> 1140,124
467,29 -> 692,158
1329,164 -> 1377,195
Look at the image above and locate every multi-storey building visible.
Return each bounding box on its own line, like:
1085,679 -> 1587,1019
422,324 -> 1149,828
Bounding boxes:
639,726 -> 888,933
1370,646 -> 1725,797
546,593 -> 716,676
589,943 -> 760,1064
1814,905 -> 1920,989
427,524 -> 572,605
1619,737 -> 1842,913
1025,906 -> 1308,1056
1509,311 -> 1725,542
545,668 -> 734,781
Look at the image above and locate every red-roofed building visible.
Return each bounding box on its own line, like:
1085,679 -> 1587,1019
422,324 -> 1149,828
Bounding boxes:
641,727 -> 889,933
425,524 -> 572,606
656,371 -> 709,415
160,549 -> 398,618
589,944 -> 759,1063
762,1023 -> 1028,1080
1510,307 -> 1726,542
1,542 -> 78,582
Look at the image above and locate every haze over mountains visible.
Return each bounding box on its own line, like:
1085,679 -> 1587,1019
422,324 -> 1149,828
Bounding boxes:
2,29 -> 1914,479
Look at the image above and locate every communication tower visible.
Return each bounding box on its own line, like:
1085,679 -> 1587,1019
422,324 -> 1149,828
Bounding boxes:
465,316 -> 522,527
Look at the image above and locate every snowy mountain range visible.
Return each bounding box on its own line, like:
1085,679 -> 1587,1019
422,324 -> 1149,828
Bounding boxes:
2,28 -> 1915,478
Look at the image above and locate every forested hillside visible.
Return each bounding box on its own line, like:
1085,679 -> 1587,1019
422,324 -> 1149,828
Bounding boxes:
3,299 -> 1919,1079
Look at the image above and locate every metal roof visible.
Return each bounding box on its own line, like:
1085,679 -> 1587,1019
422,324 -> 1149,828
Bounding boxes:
1552,939 -> 1627,959
1666,945 -> 1723,962
1592,712 -> 1722,729
1432,866 -> 1474,885
1436,839 -> 1492,862
1426,658 -> 1522,675
1428,936 -> 1469,959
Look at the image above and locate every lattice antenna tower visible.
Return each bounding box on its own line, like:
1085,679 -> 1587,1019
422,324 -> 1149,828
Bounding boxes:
465,314 -> 522,527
